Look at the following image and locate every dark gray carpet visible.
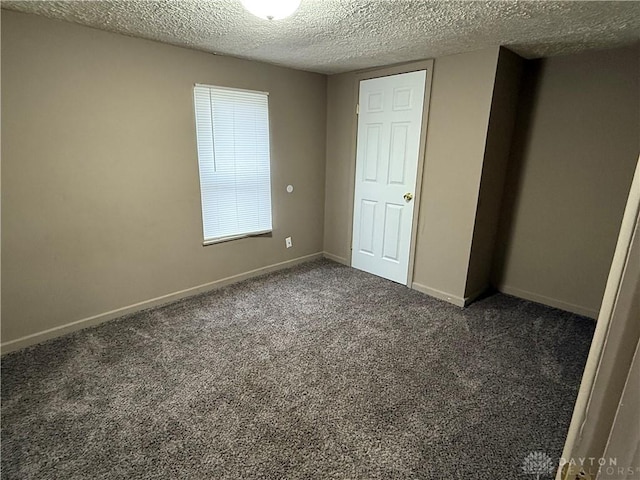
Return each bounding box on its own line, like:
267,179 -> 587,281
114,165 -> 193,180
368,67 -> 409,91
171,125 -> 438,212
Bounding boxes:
1,259 -> 594,479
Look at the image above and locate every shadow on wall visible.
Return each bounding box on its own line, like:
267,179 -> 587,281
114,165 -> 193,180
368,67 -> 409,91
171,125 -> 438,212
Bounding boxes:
490,45 -> 639,319
491,59 -> 544,285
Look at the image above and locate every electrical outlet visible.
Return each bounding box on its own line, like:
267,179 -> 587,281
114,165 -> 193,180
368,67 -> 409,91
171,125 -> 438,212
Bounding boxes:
285,236 -> 293,248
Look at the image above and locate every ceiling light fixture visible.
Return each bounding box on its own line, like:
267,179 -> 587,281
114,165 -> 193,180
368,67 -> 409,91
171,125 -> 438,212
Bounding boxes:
240,0 -> 302,20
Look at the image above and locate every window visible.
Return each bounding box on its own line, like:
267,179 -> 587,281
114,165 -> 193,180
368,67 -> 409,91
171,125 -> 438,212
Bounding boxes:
193,84 -> 273,244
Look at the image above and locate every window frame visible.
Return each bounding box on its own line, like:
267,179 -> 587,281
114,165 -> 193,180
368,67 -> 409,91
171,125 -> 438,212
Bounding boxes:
192,83 -> 274,246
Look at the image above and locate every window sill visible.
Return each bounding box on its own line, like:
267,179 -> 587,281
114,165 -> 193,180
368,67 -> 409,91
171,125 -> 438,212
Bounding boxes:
203,230 -> 272,246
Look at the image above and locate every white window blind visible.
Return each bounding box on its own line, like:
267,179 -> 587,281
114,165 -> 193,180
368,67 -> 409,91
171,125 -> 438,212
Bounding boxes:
193,84 -> 273,244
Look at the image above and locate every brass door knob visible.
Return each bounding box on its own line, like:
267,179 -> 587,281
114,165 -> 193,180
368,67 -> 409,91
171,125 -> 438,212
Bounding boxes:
403,192 -> 414,202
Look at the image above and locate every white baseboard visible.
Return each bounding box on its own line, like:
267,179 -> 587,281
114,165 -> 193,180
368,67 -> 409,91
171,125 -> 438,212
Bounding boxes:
322,251 -> 349,266
498,284 -> 599,319
1,252 -> 324,354
411,282 -> 466,308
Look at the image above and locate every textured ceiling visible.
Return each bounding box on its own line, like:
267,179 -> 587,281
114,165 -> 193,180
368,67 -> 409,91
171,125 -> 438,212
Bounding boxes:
2,0 -> 640,74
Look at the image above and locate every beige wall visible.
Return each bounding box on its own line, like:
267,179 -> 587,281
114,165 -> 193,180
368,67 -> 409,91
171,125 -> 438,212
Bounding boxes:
4,9 -> 636,350
1,11 -> 327,347
412,48 -> 500,301
323,48 -> 504,304
493,45 -> 640,318
464,48 -> 524,298
323,73 -> 355,263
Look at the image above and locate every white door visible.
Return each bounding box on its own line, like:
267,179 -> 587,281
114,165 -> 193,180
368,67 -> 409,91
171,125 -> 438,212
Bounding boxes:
351,70 -> 427,284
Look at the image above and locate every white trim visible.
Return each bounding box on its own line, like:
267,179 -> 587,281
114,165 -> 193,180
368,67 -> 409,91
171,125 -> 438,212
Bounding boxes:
498,284 -> 599,319
0,252 -> 323,355
322,252 -> 349,265
203,229 -> 272,246
411,282 -> 466,308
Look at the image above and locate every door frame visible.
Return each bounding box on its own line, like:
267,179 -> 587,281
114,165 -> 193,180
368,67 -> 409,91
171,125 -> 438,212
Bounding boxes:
346,60 -> 434,287
557,155 -> 640,479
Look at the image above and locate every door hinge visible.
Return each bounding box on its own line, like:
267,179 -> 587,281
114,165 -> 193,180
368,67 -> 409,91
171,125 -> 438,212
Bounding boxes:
356,103 -> 360,115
